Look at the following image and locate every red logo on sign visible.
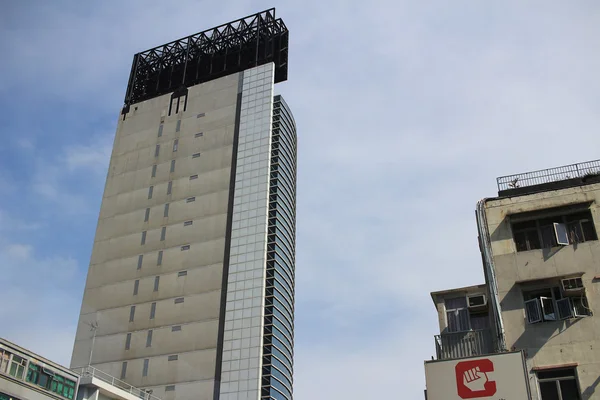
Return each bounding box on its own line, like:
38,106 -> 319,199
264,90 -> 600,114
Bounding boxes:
455,359 -> 497,399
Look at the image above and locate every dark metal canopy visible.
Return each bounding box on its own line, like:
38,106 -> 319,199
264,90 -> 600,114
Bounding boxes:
124,8 -> 288,106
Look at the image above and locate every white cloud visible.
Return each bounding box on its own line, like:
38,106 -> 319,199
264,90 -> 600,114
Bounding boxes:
0,221 -> 82,365
65,134 -> 112,174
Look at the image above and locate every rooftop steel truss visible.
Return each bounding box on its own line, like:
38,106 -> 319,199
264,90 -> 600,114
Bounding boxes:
124,8 -> 288,106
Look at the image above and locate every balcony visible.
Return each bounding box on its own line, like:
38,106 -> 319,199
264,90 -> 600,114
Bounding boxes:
435,329 -> 494,360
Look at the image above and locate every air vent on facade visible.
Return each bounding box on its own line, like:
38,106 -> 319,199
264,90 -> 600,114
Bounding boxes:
467,294 -> 487,308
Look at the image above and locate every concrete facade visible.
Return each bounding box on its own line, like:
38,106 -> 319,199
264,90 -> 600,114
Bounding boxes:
482,182 -> 600,399
71,60 -> 295,400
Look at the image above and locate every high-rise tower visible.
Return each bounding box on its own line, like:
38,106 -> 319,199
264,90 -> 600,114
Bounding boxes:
70,9 -> 295,400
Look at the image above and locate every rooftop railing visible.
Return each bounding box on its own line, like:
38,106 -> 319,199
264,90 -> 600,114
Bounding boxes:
497,159 -> 600,192
72,366 -> 161,400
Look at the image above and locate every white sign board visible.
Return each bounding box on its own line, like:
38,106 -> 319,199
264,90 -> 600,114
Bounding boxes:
425,351 -> 529,400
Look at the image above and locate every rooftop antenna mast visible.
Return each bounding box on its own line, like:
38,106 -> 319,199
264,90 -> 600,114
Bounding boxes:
83,321 -> 99,367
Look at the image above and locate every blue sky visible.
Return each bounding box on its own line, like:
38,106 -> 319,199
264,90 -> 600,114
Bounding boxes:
1,1 -> 600,398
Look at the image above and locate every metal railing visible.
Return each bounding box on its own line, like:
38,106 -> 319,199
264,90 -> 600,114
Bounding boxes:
497,159 -> 600,192
72,366 -> 161,400
435,329 -> 494,360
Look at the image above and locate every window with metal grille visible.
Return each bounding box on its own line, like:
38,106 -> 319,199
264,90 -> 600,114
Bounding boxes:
537,368 -> 581,400
512,209 -> 597,252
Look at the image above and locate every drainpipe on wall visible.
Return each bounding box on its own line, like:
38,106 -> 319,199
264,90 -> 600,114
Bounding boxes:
476,199 -> 507,352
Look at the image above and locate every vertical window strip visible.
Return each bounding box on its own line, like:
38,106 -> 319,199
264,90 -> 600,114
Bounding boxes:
150,302 -> 156,319
154,276 -> 160,292
157,250 -> 163,266
137,255 -> 143,270
160,227 -> 166,241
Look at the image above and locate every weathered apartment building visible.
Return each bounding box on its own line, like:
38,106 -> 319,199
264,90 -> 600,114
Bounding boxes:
427,160 -> 600,400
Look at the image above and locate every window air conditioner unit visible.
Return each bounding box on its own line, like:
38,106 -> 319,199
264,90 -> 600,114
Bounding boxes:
467,294 -> 487,308
561,277 -> 584,292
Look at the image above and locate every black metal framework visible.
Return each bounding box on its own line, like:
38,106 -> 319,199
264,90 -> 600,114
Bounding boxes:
124,8 -> 288,106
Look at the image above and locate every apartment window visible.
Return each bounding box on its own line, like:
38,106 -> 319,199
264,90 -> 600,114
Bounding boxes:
537,368 -> 581,400
174,297 -> 184,304
175,120 -> 181,133
129,306 -> 136,322
167,181 -> 172,195
445,298 -> 470,332
444,297 -> 490,333
137,254 -> 143,270
157,250 -> 163,266
144,208 -> 150,222
168,355 -> 178,361
154,276 -> 160,292
523,286 -> 591,324
165,385 -> 175,392
178,271 -> 187,277
184,220 -> 192,226
170,160 -> 176,172
151,164 -> 157,178
160,227 -> 166,241
133,280 -> 139,295
141,231 -> 147,245
197,113 -> 205,118
186,197 -> 195,203
189,175 -> 198,180
150,302 -> 156,319
173,139 -> 179,151
512,210 -> 597,252
7,355 -> 26,380
125,333 -> 131,350
192,153 -> 201,158
195,132 -> 203,138
158,124 -> 163,137
148,186 -> 154,199
120,362 -> 127,380
171,325 -> 182,332
155,145 -> 160,157
142,359 -> 149,377
146,330 -> 153,347
181,245 -> 190,251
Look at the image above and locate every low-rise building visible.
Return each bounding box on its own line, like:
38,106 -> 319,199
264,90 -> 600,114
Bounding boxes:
0,338 -> 161,400
426,159 -> 600,400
